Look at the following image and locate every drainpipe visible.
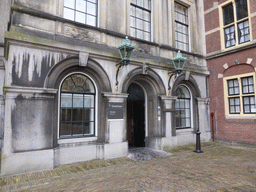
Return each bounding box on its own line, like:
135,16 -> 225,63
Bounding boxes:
215,108 -> 217,141
210,112 -> 214,141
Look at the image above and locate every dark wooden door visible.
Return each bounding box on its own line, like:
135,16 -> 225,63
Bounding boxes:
127,83 -> 145,147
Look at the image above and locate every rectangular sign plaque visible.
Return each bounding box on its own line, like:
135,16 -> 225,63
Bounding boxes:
108,102 -> 123,119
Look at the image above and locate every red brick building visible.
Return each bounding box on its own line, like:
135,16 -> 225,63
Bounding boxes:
205,0 -> 256,144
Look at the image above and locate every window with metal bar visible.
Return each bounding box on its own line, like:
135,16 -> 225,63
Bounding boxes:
130,0 -> 151,41
60,74 -> 96,138
175,2 -> 189,51
228,79 -> 239,95
222,0 -> 250,48
175,86 -> 191,129
225,75 -> 256,115
63,0 -> 97,26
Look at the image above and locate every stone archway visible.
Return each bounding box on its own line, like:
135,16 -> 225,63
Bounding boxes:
122,67 -> 166,149
44,56 -> 112,147
171,74 -> 201,135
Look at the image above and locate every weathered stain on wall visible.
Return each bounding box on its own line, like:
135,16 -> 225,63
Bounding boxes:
10,46 -> 70,87
11,94 -> 54,152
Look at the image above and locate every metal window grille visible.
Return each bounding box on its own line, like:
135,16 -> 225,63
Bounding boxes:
242,76 -> 254,94
243,96 -> 256,114
227,76 -> 255,115
222,0 -> 250,48
228,79 -> 239,95
229,97 -> 241,114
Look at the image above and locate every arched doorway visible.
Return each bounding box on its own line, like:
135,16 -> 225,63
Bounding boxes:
127,83 -> 145,147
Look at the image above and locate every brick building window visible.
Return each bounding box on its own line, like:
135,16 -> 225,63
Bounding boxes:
224,74 -> 256,116
130,0 -> 151,41
175,2 -> 189,51
221,0 -> 250,48
63,0 -> 97,26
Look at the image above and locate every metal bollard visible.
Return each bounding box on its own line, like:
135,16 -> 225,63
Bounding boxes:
194,130 -> 203,153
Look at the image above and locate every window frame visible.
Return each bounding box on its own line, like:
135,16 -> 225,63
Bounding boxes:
130,0 -> 151,41
174,1 -> 189,52
174,85 -> 193,129
63,0 -> 98,27
219,0 -> 252,50
58,72 -> 98,140
223,72 -> 256,118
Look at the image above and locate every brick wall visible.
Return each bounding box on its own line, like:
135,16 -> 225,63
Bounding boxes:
207,47 -> 256,144
205,0 -> 256,144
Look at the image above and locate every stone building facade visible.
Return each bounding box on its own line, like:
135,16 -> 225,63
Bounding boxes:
0,0 -> 210,175
205,0 -> 256,144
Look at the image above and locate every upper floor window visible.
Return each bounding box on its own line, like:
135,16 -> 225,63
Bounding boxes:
130,0 -> 151,41
63,0 -> 97,26
175,85 -> 191,129
221,0 -> 250,48
175,2 -> 189,51
60,73 -> 96,138
224,73 -> 256,116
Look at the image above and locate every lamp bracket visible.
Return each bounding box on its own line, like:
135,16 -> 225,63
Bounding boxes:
167,71 -> 177,96
115,62 -> 123,92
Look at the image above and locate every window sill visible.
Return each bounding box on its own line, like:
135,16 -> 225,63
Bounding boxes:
176,128 -> 194,135
58,136 -> 97,144
206,40 -> 256,59
225,115 -> 256,119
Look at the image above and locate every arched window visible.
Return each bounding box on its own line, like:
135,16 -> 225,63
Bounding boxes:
175,85 -> 191,129
59,73 -> 95,138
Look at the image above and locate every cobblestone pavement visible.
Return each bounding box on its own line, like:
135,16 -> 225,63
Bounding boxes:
1,142 -> 256,191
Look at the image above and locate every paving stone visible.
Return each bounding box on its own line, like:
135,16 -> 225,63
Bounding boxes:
127,147 -> 172,161
0,142 -> 256,191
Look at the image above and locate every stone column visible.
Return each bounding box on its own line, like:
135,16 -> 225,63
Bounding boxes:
102,92 -> 128,159
196,97 -> 211,133
159,96 -> 177,137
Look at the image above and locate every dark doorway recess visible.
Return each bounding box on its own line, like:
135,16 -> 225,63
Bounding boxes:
127,83 -> 145,148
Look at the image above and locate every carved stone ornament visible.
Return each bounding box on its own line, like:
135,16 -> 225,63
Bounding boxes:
136,44 -> 151,54
143,62 -> 149,74
64,25 -> 96,42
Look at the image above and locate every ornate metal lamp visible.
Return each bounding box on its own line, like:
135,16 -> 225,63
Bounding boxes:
116,36 -> 135,91
168,50 -> 187,95
171,50 -> 187,74
118,36 -> 135,66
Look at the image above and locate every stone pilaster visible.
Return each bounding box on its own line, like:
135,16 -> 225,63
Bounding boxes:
159,95 -> 177,137
102,92 -> 128,143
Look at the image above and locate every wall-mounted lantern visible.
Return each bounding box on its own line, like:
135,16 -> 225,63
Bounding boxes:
168,50 -> 187,95
116,36 -> 135,91
171,50 -> 187,74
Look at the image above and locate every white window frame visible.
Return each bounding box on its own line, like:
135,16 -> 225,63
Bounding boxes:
174,1 -> 190,52
63,0 -> 98,27
130,0 -> 152,41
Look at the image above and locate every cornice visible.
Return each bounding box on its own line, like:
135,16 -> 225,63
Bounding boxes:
206,41 -> 256,60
